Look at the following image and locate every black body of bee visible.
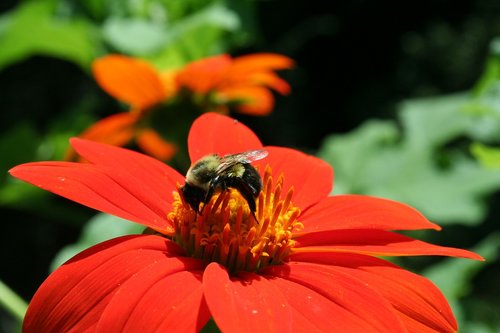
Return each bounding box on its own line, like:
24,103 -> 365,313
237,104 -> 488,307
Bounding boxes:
180,150 -> 267,218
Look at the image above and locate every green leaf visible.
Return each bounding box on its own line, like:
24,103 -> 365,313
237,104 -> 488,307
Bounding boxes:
102,2 -> 240,66
0,280 -> 28,323
0,0 -> 98,70
50,213 -> 144,271
147,3 -> 241,68
471,143 -> 500,169
473,38 -> 500,96
422,234 -> 499,329
423,233 -> 498,299
318,95 -> 500,225
102,18 -> 168,55
200,318 -> 221,333
399,93 -> 472,148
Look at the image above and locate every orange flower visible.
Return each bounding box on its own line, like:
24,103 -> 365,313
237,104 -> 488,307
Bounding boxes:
176,53 -> 294,115
68,53 -> 293,161
92,54 -> 175,111
65,55 -> 178,161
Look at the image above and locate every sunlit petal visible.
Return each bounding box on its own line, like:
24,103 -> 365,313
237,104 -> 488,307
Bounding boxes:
263,263 -> 407,333
294,229 -> 484,260
299,194 -> 441,234
71,138 -> 183,222
187,113 -> 262,162
97,264 -> 209,332
262,146 -> 333,210
9,152 -> 179,231
262,276 -> 386,332
22,235 -> 183,333
203,263 -> 293,333
290,252 -> 459,333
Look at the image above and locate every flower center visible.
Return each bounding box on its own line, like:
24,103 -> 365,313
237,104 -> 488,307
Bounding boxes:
167,165 -> 303,273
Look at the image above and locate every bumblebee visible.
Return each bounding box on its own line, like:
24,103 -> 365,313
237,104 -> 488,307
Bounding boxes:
180,150 -> 268,218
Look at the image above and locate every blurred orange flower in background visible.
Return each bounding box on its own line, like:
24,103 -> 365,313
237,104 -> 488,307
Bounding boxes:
67,53 -> 294,161
175,53 -> 294,115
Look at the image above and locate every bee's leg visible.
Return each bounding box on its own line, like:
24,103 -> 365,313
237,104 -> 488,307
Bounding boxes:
200,183 -> 216,216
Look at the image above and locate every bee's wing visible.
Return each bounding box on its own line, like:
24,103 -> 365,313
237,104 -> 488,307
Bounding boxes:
218,149 -> 268,172
238,149 -> 268,163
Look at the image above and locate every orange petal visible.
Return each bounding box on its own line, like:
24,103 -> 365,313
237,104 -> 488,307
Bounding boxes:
65,113 -> 138,161
217,86 -> 274,116
175,54 -> 232,93
92,55 -> 166,109
229,53 -> 294,75
136,129 -> 177,161
221,71 -> 291,95
249,72 -> 291,94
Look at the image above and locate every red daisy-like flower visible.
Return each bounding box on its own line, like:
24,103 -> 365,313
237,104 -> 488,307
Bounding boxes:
11,113 -> 482,332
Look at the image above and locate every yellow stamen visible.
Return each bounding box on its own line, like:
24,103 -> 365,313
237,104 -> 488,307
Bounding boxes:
167,164 -> 303,273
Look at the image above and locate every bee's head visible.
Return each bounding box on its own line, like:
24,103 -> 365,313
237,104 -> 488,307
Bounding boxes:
185,154 -> 220,190
179,182 -> 206,213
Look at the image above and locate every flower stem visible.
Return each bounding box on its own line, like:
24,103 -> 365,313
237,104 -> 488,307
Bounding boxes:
0,280 -> 28,322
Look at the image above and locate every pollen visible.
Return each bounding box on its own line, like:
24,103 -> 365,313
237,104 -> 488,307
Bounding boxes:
167,165 -> 303,273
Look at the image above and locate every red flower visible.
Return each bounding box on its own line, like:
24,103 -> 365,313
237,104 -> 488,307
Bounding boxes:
11,113 -> 482,332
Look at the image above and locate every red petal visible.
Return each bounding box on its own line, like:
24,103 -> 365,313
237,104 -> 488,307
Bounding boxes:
293,229 -> 484,260
92,55 -> 167,109
9,158 -> 176,231
263,146 -> 333,210
263,263 -> 407,333
97,267 -> 209,332
71,138 -> 183,191
203,263 -> 293,333
290,252 -> 459,332
65,113 -> 138,161
299,194 -> 441,234
260,276 -> 381,332
23,235 -> 184,333
188,113 -> 263,162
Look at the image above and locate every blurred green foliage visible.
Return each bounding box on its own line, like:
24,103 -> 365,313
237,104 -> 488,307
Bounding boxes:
0,0 -> 250,71
1,0 -> 500,332
318,93 -> 500,225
